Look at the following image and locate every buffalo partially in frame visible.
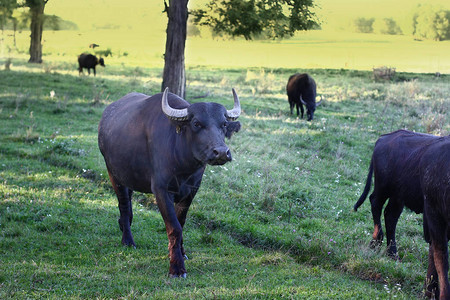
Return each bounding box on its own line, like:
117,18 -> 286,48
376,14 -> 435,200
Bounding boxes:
353,130 -> 442,258
420,137 -> 450,299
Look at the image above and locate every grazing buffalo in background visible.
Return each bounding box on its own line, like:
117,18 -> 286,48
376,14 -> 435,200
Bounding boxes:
420,137 -> 450,299
286,73 -> 321,121
98,88 -> 241,277
353,130 -> 441,258
78,53 -> 105,76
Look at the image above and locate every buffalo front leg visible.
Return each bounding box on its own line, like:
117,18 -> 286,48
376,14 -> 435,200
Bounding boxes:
154,188 -> 186,277
175,203 -> 190,259
289,100 -> 295,115
174,192 -> 196,259
298,103 -> 304,118
108,171 -> 135,247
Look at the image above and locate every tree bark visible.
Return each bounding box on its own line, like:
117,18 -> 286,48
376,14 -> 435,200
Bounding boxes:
28,1 -> 46,63
161,0 -> 189,98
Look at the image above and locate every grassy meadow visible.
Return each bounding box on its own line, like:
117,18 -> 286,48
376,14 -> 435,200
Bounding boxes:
1,1 -> 450,298
0,55 -> 449,298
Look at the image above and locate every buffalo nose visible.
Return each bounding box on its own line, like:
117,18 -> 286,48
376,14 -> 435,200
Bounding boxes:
212,146 -> 232,163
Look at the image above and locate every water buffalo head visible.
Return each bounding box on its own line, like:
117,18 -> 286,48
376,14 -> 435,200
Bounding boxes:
162,88 -> 241,165
300,95 -> 322,121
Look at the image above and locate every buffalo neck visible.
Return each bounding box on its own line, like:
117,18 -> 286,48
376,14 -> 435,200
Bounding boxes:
171,128 -> 205,174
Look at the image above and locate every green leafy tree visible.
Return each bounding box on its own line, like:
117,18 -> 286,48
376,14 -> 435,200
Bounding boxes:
191,0 -> 319,40
352,17 -> 374,33
0,0 -> 18,32
409,4 -> 450,41
43,14 -> 59,30
433,10 -> 450,41
373,18 -> 402,35
1,0 -> 49,62
162,0 -> 319,98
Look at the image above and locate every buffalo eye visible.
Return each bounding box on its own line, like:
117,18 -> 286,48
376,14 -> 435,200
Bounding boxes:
192,119 -> 203,129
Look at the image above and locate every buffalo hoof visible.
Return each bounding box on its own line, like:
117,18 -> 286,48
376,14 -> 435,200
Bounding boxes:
169,273 -> 187,278
369,239 -> 382,249
122,242 -> 136,249
121,237 -> 136,248
387,251 -> 400,261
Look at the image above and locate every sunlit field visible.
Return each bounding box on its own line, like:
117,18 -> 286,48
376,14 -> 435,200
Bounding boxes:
2,28 -> 450,74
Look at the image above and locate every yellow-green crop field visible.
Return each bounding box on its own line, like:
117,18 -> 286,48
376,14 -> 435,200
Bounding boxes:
2,28 -> 450,74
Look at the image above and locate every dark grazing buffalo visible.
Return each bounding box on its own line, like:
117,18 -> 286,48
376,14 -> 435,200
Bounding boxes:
98,88 -> 241,277
78,53 -> 105,76
353,130 -> 441,258
420,137 -> 450,299
286,73 -> 321,121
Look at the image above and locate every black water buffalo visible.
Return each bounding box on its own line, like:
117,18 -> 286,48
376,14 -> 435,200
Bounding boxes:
286,73 -> 321,121
98,88 -> 241,277
78,53 -> 105,76
353,130 -> 441,258
420,137 -> 450,299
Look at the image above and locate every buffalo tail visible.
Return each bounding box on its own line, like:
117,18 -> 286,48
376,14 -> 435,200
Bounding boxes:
353,159 -> 373,211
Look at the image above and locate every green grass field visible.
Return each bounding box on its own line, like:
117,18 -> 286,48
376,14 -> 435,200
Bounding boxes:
0,56 -> 449,298
1,1 -> 450,297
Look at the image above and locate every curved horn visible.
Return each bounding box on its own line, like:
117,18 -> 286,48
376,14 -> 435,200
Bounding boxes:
316,95 -> 323,107
300,96 -> 307,106
161,87 -> 189,121
226,88 -> 241,120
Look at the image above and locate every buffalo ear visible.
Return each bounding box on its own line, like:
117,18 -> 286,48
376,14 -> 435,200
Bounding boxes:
170,119 -> 190,134
226,121 -> 241,139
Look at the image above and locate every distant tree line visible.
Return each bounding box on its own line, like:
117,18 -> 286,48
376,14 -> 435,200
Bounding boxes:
1,10 -> 77,31
407,4 -> 450,41
352,4 -> 450,41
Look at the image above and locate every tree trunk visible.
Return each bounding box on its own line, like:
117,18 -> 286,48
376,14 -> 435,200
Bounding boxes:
161,0 -> 189,98
13,20 -> 17,47
28,2 -> 46,64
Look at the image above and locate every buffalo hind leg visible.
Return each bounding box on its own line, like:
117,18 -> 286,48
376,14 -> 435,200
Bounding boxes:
425,244 -> 439,298
369,192 -> 386,249
384,198 -> 403,259
425,215 -> 449,299
108,170 -> 135,247
432,240 -> 449,299
426,239 -> 450,299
